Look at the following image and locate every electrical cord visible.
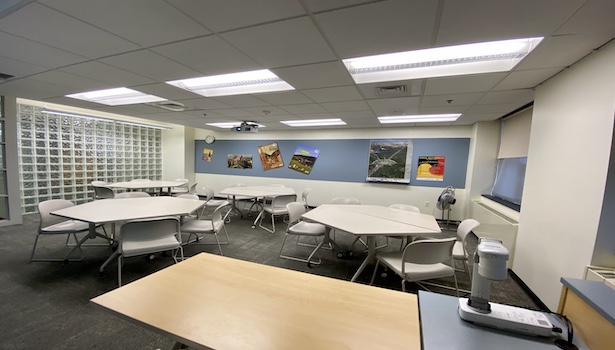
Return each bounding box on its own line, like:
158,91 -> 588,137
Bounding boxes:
549,312 -> 578,350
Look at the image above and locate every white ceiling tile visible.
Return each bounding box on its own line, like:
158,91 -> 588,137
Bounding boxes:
314,0 -> 439,58
175,98 -> 232,110
367,97 -> 420,116
424,74 -> 507,95
210,108 -> 259,118
334,110 -> 376,119
254,91 -> 314,105
279,104 -> 328,114
152,36 -> 261,76
493,68 -> 563,91
418,106 -> 470,115
515,35 -> 608,71
465,104 -> 522,114
304,0 -> 377,13
436,0 -> 586,46
60,61 -> 155,86
301,86 -> 363,103
0,78 -> 71,99
100,50 -> 201,81
221,17 -> 337,68
556,0 -> 615,37
0,56 -> 48,77
0,31 -> 87,69
421,93 -> 485,107
130,83 -> 200,101
212,95 -> 271,108
0,3 -> 138,58
167,0 -> 305,32
242,106 -> 290,117
477,90 -> 534,105
29,70 -> 109,92
41,0 -> 210,46
273,61 -> 353,90
321,101 -> 369,113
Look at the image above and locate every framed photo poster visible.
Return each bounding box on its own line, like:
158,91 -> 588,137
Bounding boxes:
366,139 -> 413,183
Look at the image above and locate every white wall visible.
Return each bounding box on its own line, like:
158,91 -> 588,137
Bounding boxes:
191,125 -> 475,221
162,125 -> 195,184
513,40 -> 615,310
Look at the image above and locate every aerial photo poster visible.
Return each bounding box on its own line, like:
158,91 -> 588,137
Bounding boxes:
288,144 -> 320,175
257,142 -> 284,170
366,139 -> 413,183
416,156 -> 445,181
227,154 -> 253,169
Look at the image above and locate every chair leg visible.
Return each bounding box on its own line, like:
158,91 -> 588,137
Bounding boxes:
370,260 -> 381,285
453,271 -> 460,297
279,234 -> 323,265
117,255 -> 123,287
213,233 -> 223,256
401,279 -> 406,292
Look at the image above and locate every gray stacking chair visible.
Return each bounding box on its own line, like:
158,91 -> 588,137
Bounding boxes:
279,202 -> 326,267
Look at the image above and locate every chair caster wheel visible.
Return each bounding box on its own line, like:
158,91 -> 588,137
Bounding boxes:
347,251 -> 354,257
62,259 -> 70,266
99,272 -> 106,278
307,263 -> 312,268
251,225 -> 256,229
336,252 -> 345,259
381,272 -> 387,278
149,254 -> 155,260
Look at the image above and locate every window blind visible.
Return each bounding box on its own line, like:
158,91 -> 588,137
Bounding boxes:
497,107 -> 532,159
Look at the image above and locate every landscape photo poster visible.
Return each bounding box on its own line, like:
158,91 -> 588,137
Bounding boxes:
257,142 -> 284,170
227,154 -> 253,169
366,139 -> 413,183
416,156 -> 445,181
288,144 -> 320,175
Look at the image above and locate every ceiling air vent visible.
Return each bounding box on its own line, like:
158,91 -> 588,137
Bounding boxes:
147,100 -> 187,112
374,85 -> 407,96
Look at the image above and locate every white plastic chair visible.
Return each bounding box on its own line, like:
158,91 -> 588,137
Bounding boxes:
181,201 -> 231,255
115,217 -> 184,287
92,185 -> 115,200
31,199 -> 90,262
301,188 -> 312,210
256,194 -> 297,233
387,204 -> 422,250
330,197 -> 361,242
202,187 -> 228,218
279,202 -> 326,267
370,237 -> 459,296
453,219 -> 480,280
170,178 -> 189,195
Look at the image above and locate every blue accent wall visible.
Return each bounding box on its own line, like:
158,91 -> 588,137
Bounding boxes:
195,138 -> 470,188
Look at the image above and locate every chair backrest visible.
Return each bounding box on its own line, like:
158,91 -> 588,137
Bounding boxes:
402,237 -> 457,268
457,218 -> 480,248
286,202 -> 306,225
210,201 -> 231,231
120,217 -> 181,250
389,204 -> 420,213
271,194 -> 298,209
301,188 -> 312,208
331,197 -> 361,205
176,193 -> 199,200
115,191 -> 151,198
188,183 -> 198,194
91,181 -> 107,187
94,186 -> 115,199
38,199 -> 74,229
202,187 -> 215,201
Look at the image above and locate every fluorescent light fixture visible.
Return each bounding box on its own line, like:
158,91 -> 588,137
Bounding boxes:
378,114 -> 461,124
281,118 -> 347,127
117,121 -> 172,130
343,37 -> 544,84
205,122 -> 265,129
66,87 -> 166,106
166,69 -> 294,97
41,109 -> 114,122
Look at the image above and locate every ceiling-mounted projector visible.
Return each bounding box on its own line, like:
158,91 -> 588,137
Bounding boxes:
233,122 -> 259,133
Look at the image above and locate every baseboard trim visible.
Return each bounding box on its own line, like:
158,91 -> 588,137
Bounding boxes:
508,269 -> 551,312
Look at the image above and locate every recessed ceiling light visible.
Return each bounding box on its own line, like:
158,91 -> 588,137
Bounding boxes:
281,118 -> 347,127
66,87 -> 165,106
378,114 -> 461,124
343,37 -> 544,84
206,122 -> 265,129
167,69 -> 294,97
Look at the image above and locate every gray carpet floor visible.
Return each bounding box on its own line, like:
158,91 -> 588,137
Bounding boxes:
0,209 -> 541,350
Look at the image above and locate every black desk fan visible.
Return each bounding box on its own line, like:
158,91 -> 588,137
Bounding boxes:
437,186 -> 456,228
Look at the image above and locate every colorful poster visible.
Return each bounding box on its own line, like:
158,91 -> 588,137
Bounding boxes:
257,142 -> 283,170
366,139 -> 413,183
202,148 -> 213,162
416,156 -> 445,181
227,154 -> 253,169
288,144 -> 320,175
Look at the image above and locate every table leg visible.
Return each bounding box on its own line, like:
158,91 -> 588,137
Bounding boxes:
350,236 -> 376,282
229,195 -> 244,218
63,223 -> 105,260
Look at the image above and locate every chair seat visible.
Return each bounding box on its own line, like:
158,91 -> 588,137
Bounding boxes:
181,219 -> 222,233
377,252 -> 455,282
42,220 -> 89,233
452,241 -> 465,259
288,221 -> 326,236
122,236 -> 180,257
264,207 -> 290,215
206,199 -> 228,208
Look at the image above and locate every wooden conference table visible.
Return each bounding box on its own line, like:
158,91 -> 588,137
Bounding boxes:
302,204 -> 441,282
107,180 -> 187,195
51,196 -> 205,272
219,185 -> 296,218
91,253 -> 420,350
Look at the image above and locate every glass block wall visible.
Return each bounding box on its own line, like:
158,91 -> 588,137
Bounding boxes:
17,104 -> 162,214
